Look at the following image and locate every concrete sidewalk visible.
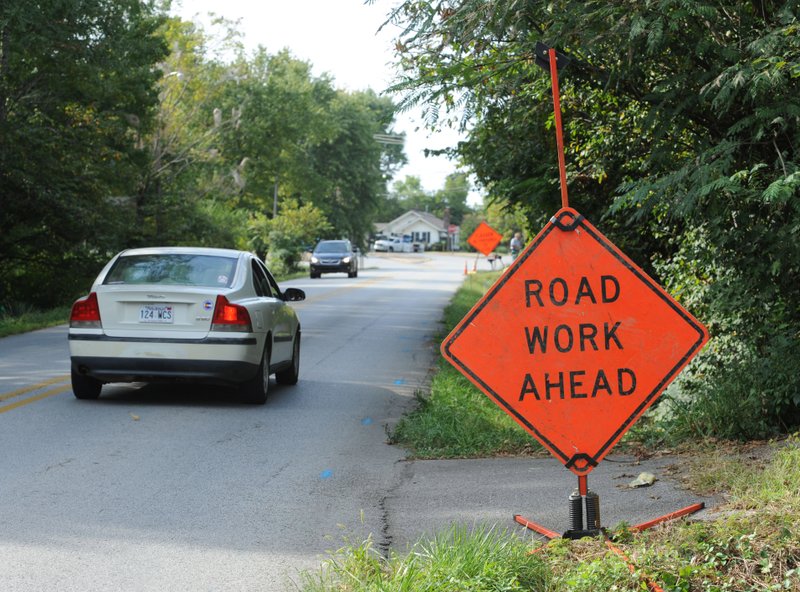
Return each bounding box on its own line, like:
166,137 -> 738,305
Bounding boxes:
386,453 -> 718,550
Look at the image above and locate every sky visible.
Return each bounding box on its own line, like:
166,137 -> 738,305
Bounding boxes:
171,0 -> 478,204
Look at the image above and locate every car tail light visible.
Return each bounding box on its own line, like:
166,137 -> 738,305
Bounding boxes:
70,292 -> 102,328
211,295 -> 253,332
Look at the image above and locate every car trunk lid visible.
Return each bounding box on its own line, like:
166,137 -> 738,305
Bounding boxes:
95,286 -> 221,339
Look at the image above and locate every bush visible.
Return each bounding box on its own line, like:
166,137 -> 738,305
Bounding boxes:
247,199 -> 331,273
665,331 -> 800,441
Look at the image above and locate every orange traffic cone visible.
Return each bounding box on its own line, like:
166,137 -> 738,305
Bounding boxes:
464,261 -> 468,275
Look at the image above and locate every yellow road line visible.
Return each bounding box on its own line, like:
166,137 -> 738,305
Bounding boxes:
0,375 -> 70,403
0,383 -> 72,414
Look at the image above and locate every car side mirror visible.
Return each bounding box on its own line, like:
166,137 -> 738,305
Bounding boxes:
283,287 -> 306,302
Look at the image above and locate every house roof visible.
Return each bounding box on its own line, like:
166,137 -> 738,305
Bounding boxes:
376,210 -> 447,234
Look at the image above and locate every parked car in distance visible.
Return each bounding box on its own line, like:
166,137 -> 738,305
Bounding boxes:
309,239 -> 358,278
373,236 -> 413,253
68,247 -> 305,404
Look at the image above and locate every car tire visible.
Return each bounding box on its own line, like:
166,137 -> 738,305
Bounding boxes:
276,330 -> 300,386
71,368 -> 102,400
348,268 -> 357,278
241,341 -> 270,404
310,271 -> 320,279
388,247 -> 394,252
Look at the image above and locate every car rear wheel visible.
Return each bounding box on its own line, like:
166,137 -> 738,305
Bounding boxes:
276,331 -> 300,385
71,368 -> 102,400
241,342 -> 270,404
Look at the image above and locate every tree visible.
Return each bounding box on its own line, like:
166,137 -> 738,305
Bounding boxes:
210,48 -> 405,250
382,172 -> 474,226
386,175 -> 436,215
308,89 -> 406,248
132,15 -> 248,249
0,0 -> 168,307
434,172 -> 471,225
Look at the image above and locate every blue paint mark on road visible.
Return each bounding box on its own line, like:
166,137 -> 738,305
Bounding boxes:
320,470 -> 333,480
361,417 -> 373,426
394,378 -> 406,385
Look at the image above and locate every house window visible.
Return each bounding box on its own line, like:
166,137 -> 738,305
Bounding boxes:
414,231 -> 431,243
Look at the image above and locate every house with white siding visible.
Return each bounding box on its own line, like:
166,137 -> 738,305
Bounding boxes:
374,210 -> 459,250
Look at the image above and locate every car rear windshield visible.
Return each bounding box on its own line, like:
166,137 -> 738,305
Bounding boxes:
103,254 -> 238,288
315,241 -> 348,253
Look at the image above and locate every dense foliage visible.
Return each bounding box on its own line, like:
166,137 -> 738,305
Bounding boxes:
0,2 -> 406,311
0,0 -> 168,307
382,0 -> 800,438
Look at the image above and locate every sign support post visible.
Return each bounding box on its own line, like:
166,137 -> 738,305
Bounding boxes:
548,47 -> 569,210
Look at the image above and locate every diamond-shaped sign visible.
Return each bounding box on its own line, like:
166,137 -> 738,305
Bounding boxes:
468,221 -> 503,256
442,208 -> 709,475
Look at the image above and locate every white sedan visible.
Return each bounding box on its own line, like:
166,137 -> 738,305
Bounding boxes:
68,247 -> 305,404
373,237 -> 412,252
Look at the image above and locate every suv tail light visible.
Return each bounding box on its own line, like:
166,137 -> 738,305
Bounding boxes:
70,292 -> 102,328
211,295 -> 253,332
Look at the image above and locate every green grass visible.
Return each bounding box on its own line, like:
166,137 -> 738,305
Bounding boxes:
633,439 -> 800,591
0,305 -> 71,338
390,371 -> 540,458
300,525 -> 557,592
391,270 -> 544,458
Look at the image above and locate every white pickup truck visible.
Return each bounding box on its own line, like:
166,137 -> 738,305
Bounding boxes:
373,236 -> 413,253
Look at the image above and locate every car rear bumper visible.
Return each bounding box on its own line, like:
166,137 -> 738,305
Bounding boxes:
71,356 -> 258,385
69,332 -> 261,385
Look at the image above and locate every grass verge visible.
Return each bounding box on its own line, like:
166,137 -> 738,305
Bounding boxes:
390,270 -> 543,458
0,306 -> 71,338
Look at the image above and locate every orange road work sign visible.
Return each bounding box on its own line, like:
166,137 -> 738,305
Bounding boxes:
468,221 -> 503,256
441,208 -> 709,475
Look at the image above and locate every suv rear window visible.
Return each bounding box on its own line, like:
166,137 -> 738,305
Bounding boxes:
103,254 -> 238,287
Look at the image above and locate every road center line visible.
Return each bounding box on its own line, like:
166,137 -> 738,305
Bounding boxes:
0,375 -> 70,403
0,384 -> 72,413
0,383 -> 72,414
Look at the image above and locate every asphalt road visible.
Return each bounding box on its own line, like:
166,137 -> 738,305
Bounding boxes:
0,252 -> 717,591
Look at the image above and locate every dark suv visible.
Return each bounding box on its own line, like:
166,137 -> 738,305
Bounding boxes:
310,240 -> 358,279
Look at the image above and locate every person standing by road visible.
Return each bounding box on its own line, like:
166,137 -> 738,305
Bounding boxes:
510,232 -> 523,258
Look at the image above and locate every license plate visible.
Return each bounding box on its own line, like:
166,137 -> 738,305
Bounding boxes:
139,304 -> 174,323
